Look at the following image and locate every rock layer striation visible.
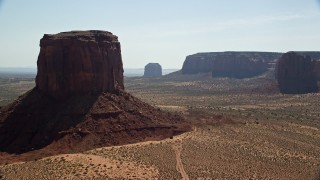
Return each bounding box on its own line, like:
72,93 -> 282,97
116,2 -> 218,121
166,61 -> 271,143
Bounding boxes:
36,30 -> 124,99
275,52 -> 318,94
313,60 -> 320,81
181,52 -> 281,78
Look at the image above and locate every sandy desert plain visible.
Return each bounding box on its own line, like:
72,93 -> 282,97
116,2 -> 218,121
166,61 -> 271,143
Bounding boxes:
0,71 -> 320,179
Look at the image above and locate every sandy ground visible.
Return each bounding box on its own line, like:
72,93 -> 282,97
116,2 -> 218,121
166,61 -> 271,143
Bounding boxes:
1,76 -> 320,179
0,152 -> 158,179
1,120 -> 319,179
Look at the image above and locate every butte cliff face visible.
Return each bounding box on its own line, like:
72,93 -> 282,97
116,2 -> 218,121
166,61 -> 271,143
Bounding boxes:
144,63 -> 162,77
0,30 -> 190,156
275,52 -> 318,94
36,30 -> 124,99
181,52 -> 281,79
313,60 -> 320,81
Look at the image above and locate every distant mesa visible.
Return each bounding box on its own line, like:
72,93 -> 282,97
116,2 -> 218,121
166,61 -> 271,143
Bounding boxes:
144,63 -> 162,77
275,51 -> 319,94
0,30 -> 190,155
181,52 -> 282,79
36,30 -> 124,99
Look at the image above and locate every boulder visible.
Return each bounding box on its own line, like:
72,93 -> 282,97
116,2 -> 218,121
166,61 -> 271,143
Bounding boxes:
181,52 -> 281,78
144,63 -> 162,77
275,52 -> 318,94
36,30 -> 124,99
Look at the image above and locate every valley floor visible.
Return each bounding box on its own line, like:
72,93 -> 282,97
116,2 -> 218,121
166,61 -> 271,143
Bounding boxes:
0,74 -> 320,179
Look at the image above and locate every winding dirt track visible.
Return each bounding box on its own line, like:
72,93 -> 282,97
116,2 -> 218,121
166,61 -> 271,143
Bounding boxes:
172,140 -> 189,180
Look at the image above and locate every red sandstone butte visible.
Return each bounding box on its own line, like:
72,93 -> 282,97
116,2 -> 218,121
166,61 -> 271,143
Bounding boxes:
0,30 -> 191,156
36,30 -> 124,99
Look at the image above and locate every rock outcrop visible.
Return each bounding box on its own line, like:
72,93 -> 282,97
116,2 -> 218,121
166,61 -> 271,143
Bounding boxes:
0,30 -> 191,156
275,52 -> 318,94
181,52 -> 281,79
36,30 -> 124,99
144,63 -> 162,77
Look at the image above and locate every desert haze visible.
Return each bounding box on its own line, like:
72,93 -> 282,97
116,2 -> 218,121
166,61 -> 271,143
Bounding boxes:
1,0 -> 320,179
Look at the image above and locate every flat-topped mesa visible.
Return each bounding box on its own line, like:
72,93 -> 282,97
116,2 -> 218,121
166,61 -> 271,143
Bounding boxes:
181,52 -> 281,79
36,30 -> 124,99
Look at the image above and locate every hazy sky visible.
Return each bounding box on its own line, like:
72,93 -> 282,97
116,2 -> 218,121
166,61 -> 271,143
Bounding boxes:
0,0 -> 320,68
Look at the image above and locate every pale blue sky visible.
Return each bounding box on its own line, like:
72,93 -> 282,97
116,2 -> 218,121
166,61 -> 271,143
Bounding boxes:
0,0 -> 320,68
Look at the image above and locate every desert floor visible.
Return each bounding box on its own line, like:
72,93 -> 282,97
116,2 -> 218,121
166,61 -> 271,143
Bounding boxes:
0,72 -> 320,179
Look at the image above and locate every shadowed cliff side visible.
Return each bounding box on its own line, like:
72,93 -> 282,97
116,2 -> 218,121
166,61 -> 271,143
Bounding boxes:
275,52 -> 318,94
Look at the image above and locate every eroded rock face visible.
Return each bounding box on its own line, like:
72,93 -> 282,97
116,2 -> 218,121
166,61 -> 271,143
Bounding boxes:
313,60 -> 320,81
181,52 -> 280,78
144,63 -> 162,77
275,52 -> 318,94
36,30 -> 124,99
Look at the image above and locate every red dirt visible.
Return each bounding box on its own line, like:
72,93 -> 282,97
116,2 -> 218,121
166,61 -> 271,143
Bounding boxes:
0,88 -> 191,165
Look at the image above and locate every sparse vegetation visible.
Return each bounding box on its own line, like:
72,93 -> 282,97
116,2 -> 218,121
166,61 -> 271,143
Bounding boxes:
0,73 -> 319,179
0,74 -> 35,106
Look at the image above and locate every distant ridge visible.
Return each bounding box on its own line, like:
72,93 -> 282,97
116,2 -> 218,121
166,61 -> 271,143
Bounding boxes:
0,67 -> 37,74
